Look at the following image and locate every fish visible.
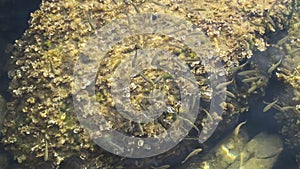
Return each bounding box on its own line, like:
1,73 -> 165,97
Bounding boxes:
87,11 -> 96,30
215,79 -> 234,90
290,48 -> 300,54
233,121 -> 247,136
149,0 -> 166,7
154,73 -> 173,83
263,98 -> 279,112
241,40 -> 250,51
44,140 -> 49,161
132,49 -> 138,67
172,57 -> 188,70
112,60 -> 121,71
201,108 -> 213,122
151,164 -> 170,169
266,15 -> 276,30
276,36 -> 289,46
181,148 -> 203,164
184,137 -> 199,141
269,103 -> 295,112
215,90 -> 236,98
178,116 -> 200,133
268,56 -> 282,74
237,70 -> 257,76
242,76 -> 261,83
225,90 -> 236,98
228,60 -> 249,74
132,3 -> 140,13
139,73 -> 154,85
248,84 -> 258,93
191,8 -> 206,11
240,152 -> 245,169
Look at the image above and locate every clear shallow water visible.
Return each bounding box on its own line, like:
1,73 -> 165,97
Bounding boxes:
0,1 -> 299,169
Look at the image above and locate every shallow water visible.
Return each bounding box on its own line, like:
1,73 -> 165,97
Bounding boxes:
0,1 -> 299,169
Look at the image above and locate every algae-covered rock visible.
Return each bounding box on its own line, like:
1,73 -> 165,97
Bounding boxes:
272,2 -> 300,166
1,0 -> 297,168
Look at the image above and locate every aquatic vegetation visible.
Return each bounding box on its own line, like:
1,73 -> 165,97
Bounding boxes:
0,0 -> 298,168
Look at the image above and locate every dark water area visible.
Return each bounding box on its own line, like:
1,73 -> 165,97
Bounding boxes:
0,1 -> 41,168
245,65 -> 298,168
0,0 -> 41,100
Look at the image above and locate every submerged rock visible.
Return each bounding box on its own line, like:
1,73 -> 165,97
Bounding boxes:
0,94 -> 6,130
227,133 -> 283,169
0,0 -> 298,168
0,145 -> 10,169
187,130 -> 283,169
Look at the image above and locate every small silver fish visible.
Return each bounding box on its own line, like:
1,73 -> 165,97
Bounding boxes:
132,49 -> 138,67
139,73 -> 154,85
233,121 -> 247,136
248,84 -> 258,93
270,104 -> 295,112
149,0 -> 166,7
181,148 -> 203,164
216,79 -> 234,90
178,116 -> 200,133
263,98 -> 279,112
242,76 -> 261,83
237,70 -> 257,76
44,140 -> 49,161
151,164 -> 170,169
268,56 -> 282,74
215,90 -> 236,98
87,11 -> 96,30
242,40 -> 250,51
228,60 -> 249,74
132,3 -> 140,13
225,90 -> 236,98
